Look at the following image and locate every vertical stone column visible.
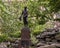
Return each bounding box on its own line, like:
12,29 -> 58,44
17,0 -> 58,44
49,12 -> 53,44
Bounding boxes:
19,26 -> 31,48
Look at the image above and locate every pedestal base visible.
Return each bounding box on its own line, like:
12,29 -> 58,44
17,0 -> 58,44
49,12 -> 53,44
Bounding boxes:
19,27 -> 31,48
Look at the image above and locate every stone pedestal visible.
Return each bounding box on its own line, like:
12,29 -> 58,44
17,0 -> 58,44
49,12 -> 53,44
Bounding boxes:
19,27 -> 31,48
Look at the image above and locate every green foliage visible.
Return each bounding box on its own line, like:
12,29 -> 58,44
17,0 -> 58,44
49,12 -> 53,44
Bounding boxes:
33,25 -> 45,35
31,34 -> 38,44
49,0 -> 60,12
9,31 -> 21,38
0,0 -> 60,42
0,34 -> 8,42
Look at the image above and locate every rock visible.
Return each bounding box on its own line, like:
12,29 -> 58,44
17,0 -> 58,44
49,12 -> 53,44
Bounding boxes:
55,43 -> 60,47
7,42 -> 11,47
36,35 -> 40,39
45,38 -> 52,42
7,42 -> 10,45
36,42 -> 45,47
55,34 -> 60,40
46,28 -> 54,32
52,39 -> 57,43
15,40 -> 19,44
0,42 -> 7,48
11,43 -> 18,48
38,44 -> 56,48
46,42 -> 53,45
36,26 -> 60,48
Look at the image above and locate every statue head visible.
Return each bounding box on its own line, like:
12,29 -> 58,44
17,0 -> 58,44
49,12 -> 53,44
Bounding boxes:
24,6 -> 27,10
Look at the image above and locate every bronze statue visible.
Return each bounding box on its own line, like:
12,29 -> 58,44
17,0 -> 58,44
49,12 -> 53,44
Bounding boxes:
19,7 -> 31,48
19,7 -> 28,26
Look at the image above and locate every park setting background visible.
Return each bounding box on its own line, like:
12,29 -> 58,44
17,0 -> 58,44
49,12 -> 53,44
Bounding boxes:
0,0 -> 60,48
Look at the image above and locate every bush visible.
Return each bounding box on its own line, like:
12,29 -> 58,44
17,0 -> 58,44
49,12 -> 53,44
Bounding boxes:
9,31 -> 21,38
33,25 -> 45,36
0,34 -> 8,42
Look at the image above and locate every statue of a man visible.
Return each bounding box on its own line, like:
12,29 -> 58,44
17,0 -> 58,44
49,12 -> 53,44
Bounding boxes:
19,7 -> 28,26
